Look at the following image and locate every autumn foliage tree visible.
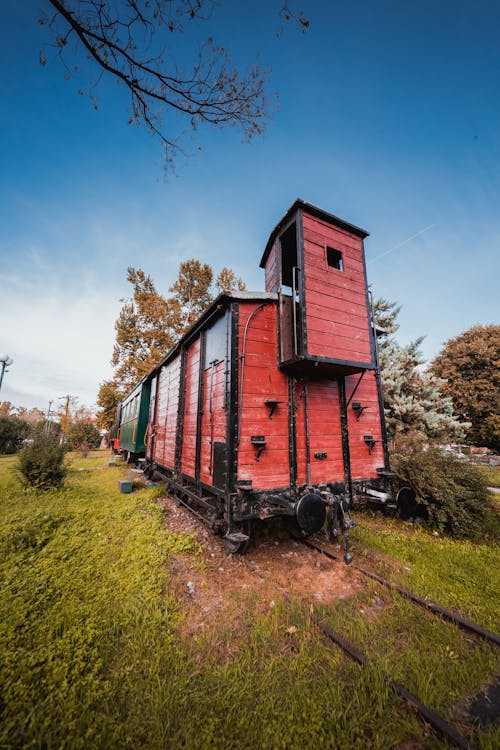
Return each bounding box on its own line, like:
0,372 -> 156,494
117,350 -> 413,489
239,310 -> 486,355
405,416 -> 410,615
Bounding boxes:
430,324 -> 500,450
97,259 -> 245,423
96,380 -> 124,431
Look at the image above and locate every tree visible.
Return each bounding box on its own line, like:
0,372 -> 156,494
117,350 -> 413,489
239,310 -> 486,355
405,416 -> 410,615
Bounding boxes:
168,258 -> 216,334
430,325 -> 500,450
216,266 -> 247,294
372,298 -> 466,443
40,1 -> 309,167
14,406 -> 47,426
96,380 -> 124,430
66,420 -> 101,455
112,266 -> 178,388
109,258 -> 245,391
0,402 -> 15,416
96,258 -> 245,423
0,416 -> 31,455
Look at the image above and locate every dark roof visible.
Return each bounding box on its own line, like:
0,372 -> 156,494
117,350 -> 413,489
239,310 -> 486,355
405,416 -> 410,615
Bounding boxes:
260,198 -> 369,268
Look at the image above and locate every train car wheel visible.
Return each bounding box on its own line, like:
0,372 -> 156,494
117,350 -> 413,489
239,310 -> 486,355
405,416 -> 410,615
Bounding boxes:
223,521 -> 252,555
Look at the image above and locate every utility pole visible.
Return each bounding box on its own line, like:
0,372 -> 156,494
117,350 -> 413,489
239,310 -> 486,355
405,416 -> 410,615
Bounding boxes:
59,394 -> 73,444
45,400 -> 53,436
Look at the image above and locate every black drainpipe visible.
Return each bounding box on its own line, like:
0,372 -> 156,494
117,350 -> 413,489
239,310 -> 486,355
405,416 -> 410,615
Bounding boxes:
338,376 -> 353,502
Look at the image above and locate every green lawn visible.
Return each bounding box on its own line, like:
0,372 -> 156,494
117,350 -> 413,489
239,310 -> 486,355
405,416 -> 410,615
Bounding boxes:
477,464 -> 500,488
1,451 -> 499,749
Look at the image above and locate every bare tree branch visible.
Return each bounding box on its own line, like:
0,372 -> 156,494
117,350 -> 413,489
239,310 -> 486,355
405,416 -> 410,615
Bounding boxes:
41,0 -> 277,167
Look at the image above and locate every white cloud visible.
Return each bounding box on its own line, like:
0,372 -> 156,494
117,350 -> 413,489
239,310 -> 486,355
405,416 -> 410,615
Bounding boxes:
0,270 -> 121,410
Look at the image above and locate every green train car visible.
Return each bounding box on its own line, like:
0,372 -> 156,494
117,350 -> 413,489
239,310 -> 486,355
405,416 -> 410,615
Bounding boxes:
118,378 -> 151,462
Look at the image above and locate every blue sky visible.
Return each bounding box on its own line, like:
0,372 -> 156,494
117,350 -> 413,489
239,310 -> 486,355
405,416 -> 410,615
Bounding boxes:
1,0 -> 499,411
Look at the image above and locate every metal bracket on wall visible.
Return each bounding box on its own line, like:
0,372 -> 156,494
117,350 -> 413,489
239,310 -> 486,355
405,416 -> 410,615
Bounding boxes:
264,400 -> 282,419
251,435 -> 267,462
363,435 -> 377,455
352,402 -> 368,420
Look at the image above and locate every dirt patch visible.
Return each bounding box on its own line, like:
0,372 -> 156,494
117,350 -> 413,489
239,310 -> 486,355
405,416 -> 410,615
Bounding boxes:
158,495 -> 363,641
467,675 -> 500,729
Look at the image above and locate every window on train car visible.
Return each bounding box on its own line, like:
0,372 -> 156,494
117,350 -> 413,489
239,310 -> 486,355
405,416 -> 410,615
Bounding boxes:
204,312 -> 229,370
326,246 -> 343,271
280,221 -> 298,290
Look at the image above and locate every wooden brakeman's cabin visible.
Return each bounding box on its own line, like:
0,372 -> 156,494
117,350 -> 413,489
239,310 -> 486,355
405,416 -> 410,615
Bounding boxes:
136,199 -> 393,558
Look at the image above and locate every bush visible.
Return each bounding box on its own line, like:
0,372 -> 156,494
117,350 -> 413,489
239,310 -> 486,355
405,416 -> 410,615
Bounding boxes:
391,437 -> 497,540
17,436 -> 68,491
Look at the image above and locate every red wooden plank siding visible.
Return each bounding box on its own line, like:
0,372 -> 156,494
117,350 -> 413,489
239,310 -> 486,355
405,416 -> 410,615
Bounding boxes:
345,371 -> 385,477
200,361 -> 227,485
293,379 -> 345,486
181,338 -> 201,479
152,355 -> 180,470
302,214 -> 372,365
237,301 -> 290,489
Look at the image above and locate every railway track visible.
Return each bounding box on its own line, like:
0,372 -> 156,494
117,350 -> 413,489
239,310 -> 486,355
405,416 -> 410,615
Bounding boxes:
299,536 -> 500,649
164,492 -> 498,748
242,536 -> 498,750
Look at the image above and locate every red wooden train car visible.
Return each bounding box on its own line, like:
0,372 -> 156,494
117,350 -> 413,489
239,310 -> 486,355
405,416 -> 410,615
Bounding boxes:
143,200 -> 392,560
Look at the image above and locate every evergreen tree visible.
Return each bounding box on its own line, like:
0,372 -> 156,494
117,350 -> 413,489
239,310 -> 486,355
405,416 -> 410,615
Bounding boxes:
372,298 -> 466,442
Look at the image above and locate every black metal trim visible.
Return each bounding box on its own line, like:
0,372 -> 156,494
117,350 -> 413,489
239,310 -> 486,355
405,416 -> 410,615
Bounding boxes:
346,371 -> 366,409
296,209 -> 307,356
368,291 -> 391,470
338,377 -> 353,502
174,347 -> 188,477
227,303 -> 240,497
260,198 -> 370,268
195,331 -> 206,485
281,354 -> 375,371
361,238 -> 376,370
147,374 -> 158,459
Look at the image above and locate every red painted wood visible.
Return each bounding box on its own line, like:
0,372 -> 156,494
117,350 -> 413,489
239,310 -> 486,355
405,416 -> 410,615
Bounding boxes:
200,361 -> 227,485
294,379 -> 346,485
264,240 -> 279,292
346,371 -> 385,476
181,339 -> 201,478
151,354 -> 181,470
302,210 -> 372,365
302,214 -> 361,250
304,240 -> 365,275
238,301 -> 289,489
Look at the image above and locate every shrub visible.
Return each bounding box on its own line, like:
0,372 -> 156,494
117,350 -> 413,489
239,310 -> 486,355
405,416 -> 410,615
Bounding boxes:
391,437 -> 497,540
17,436 -> 68,491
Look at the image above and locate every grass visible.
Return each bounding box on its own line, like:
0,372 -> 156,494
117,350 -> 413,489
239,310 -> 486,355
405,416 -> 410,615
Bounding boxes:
477,464 -> 500,487
351,511 -> 500,631
1,451 -> 499,749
